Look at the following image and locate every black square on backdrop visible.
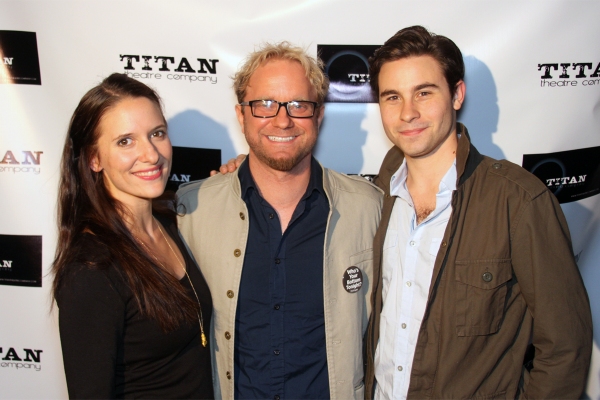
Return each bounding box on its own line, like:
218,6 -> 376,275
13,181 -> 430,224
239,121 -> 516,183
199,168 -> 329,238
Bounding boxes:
522,146 -> 600,203
0,234 -> 42,287
0,30 -> 42,85
167,146 -> 221,192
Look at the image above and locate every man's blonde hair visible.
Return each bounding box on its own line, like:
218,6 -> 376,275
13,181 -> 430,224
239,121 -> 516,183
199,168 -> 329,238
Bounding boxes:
233,41 -> 329,104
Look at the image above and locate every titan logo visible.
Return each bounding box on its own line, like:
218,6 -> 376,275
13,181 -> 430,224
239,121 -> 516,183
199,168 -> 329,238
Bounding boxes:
0,348 -> 42,363
0,151 -> 43,165
1,260 -> 12,269
538,62 -> 600,79
170,174 -> 191,183
348,74 -> 370,83
546,175 -> 586,186
2,57 -> 13,65
120,55 -> 219,74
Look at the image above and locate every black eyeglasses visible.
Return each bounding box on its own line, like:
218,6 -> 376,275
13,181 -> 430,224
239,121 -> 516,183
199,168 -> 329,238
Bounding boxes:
240,99 -> 319,119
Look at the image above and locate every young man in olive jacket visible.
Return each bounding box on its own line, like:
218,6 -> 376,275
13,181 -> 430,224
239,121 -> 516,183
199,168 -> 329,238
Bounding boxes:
363,26 -> 592,399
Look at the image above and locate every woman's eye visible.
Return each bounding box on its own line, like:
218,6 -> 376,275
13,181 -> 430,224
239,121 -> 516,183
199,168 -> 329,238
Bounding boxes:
152,130 -> 166,138
117,138 -> 132,146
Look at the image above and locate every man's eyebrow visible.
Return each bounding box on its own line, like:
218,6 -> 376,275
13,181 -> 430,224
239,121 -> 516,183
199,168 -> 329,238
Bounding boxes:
379,83 -> 440,98
414,82 -> 439,91
379,89 -> 399,98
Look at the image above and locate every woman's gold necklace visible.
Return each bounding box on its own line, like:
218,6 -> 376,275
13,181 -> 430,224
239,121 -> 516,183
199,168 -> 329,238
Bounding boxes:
136,217 -> 207,347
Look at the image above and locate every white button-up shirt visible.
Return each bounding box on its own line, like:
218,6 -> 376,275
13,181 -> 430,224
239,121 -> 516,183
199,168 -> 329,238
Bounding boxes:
374,159 -> 456,400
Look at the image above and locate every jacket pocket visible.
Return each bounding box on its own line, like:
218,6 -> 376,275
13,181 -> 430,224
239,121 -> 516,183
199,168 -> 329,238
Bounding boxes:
350,248 -> 374,265
454,259 -> 512,336
347,249 -> 373,294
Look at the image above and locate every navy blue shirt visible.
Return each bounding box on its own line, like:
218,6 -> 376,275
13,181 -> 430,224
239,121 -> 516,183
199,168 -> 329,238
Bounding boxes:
234,157 -> 330,400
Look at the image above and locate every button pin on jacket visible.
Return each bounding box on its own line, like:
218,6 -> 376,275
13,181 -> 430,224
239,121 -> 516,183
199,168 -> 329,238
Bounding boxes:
343,266 -> 363,293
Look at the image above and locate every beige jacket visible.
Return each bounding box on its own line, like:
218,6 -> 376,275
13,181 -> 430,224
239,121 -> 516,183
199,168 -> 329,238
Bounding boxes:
178,162 -> 382,400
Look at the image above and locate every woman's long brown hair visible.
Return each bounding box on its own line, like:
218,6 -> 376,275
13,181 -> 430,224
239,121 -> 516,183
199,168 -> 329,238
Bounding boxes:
52,73 -> 198,331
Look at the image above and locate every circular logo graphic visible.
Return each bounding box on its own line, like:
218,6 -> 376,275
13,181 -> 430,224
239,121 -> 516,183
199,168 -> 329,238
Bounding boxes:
530,158 -> 566,195
324,50 -> 375,102
325,50 -> 370,85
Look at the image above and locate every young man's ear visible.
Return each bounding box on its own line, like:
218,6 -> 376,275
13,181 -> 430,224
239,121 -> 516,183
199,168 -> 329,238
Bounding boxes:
453,80 -> 466,111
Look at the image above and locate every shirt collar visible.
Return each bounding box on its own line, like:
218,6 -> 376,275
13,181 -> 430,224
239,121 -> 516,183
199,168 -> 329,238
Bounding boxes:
389,158 -> 409,199
439,160 -> 457,193
389,158 -> 457,205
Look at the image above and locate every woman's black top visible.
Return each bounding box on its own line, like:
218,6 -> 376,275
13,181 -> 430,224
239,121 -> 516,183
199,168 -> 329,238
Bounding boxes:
56,215 -> 213,399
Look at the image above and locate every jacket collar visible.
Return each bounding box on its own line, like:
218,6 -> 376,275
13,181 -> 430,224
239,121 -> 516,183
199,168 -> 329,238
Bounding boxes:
377,123 -> 484,194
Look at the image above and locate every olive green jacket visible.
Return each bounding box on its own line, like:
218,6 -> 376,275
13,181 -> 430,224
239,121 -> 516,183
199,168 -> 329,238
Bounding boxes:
364,124 -> 592,399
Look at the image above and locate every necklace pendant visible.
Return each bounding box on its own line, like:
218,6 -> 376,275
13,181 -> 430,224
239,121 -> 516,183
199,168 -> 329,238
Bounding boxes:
153,217 -> 207,349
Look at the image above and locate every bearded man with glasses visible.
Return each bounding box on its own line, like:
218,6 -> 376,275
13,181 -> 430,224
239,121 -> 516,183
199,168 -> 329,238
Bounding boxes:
177,42 -> 383,400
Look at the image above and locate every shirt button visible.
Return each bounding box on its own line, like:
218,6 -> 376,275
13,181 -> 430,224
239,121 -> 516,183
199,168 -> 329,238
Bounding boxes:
226,371 -> 232,379
441,241 -> 447,247
401,323 -> 407,329
275,258 -> 281,264
492,162 -> 502,169
239,212 -> 245,220
233,249 -> 241,257
406,281 -> 412,287
224,331 -> 231,340
410,241 -> 415,246
274,304 -> 280,310
398,366 -> 403,372
482,272 -> 493,282
274,350 -> 280,355
227,290 -> 234,298
274,396 -> 280,400
269,213 -> 275,219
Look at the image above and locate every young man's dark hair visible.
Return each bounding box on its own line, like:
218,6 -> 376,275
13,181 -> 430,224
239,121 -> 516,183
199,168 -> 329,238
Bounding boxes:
369,25 -> 465,96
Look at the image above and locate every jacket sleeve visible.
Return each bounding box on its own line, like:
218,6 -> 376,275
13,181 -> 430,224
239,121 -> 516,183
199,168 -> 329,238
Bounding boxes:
56,265 -> 125,399
511,190 -> 592,399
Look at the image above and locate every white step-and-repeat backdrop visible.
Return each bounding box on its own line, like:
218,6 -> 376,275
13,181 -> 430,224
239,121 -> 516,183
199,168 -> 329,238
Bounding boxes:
1,1 -> 599,398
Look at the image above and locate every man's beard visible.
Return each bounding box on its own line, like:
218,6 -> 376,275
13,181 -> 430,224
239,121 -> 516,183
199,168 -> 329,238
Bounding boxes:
246,124 -> 318,172
252,143 -> 313,172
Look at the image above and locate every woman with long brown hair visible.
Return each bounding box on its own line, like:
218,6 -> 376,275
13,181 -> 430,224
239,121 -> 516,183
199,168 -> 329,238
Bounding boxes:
52,73 -> 213,399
